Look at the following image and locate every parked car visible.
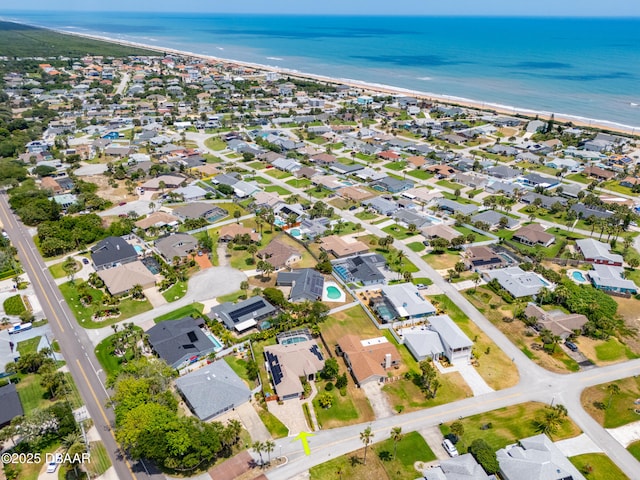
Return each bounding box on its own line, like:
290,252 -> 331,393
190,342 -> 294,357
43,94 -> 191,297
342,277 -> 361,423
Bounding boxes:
118,201 -> 127,206
46,461 -> 58,473
442,438 -> 459,457
416,284 -> 427,289
82,258 -> 89,265
565,341 -> 579,352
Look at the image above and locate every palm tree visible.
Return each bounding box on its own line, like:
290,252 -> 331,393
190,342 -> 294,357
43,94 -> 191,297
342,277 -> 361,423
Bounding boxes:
264,440 -> 276,464
360,426 -> 374,465
607,383 -> 620,409
252,441 -> 265,467
240,280 -> 250,298
390,426 -> 403,460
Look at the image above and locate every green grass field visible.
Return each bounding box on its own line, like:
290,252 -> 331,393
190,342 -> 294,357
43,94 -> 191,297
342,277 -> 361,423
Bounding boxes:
257,406 -> 289,438
569,453 -> 629,480
154,303 -> 204,323
406,241 -> 426,252
264,185 -> 292,196
628,440 -> 640,462
406,169 -> 433,180
204,137 -> 227,151
594,338 -> 638,362
162,280 -> 188,302
17,336 -> 41,355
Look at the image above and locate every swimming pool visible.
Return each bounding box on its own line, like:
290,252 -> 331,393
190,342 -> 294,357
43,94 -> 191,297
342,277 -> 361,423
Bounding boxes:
206,333 -> 224,351
572,271 -> 586,282
375,304 -> 395,322
274,218 -> 286,227
326,286 -> 341,300
280,336 -> 310,345
134,245 -> 144,254
289,228 -> 301,238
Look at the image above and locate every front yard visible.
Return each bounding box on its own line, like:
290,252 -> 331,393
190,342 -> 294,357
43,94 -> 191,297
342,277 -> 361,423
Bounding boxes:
581,376 -> 640,428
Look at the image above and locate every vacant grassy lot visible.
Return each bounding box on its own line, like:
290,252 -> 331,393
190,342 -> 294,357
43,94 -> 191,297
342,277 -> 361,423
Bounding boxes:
429,294 -> 518,390
154,303 -> 204,323
355,210 -> 380,221
382,224 -> 416,240
310,431 -> 435,480
264,185 -> 292,196
265,169 -> 293,180
440,402 -> 581,453
422,251 -> 461,270
17,336 -> 41,355
569,453 -> 629,480
406,169 -> 433,180
286,178 -> 312,188
581,376 -> 640,428
204,137 -> 227,151
313,379 -> 363,428
48,259 -> 82,279
406,241 -> 426,252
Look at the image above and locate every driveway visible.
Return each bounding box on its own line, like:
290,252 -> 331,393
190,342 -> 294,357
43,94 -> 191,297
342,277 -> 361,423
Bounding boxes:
417,425 -> 450,460
143,287 -> 167,309
267,398 -> 309,435
455,363 -> 494,396
361,381 -> 394,419
607,420 -> 640,447
554,433 -> 603,456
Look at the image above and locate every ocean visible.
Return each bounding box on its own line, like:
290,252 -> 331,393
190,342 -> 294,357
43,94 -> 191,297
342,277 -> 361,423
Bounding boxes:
2,11 -> 640,129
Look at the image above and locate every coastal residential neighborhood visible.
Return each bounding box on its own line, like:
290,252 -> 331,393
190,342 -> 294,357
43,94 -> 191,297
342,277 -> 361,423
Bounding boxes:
1,22 -> 640,480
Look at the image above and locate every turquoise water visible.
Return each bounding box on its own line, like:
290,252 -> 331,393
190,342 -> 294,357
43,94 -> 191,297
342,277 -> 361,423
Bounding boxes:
325,285 -> 342,300
206,333 -> 223,350
572,271 -> 586,282
3,12 -> 639,128
133,245 -> 143,254
280,336 -> 309,345
289,228 -> 301,237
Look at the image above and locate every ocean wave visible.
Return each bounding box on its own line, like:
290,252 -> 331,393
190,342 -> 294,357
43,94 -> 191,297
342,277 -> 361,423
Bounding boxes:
266,56 -> 283,61
417,76 -> 432,81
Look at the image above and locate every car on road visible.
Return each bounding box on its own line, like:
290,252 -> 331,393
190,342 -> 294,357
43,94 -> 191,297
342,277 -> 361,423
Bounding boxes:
422,240 -> 430,246
565,340 -> 579,352
46,461 -> 58,473
118,201 -> 127,206
82,258 -> 89,265
442,438 -> 459,457
416,283 -> 427,289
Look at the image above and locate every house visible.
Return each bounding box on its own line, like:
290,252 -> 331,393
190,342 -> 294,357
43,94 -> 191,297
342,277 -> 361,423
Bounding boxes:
173,203 -> 227,221
146,317 -> 217,370
437,199 -> 478,216
53,193 -> 78,209
512,224 -> 555,247
557,183 -> 582,199
378,150 -> 401,161
403,187 -> 444,205
545,157 -> 579,171
135,211 -> 180,231
423,453 -> 492,480
362,197 -> 398,216
310,153 -> 337,165
486,181 -> 521,197
175,360 -> 251,421
497,434 -> 586,480
426,165 -> 458,178
575,238 -> 623,266
91,236 -> 138,271
451,173 -> 487,189
570,203 -> 613,220
371,176 -> 414,193
421,224 -> 462,242
583,165 -> 616,181
272,157 -> 301,173
471,210 -> 518,230
336,186 -> 375,202
484,266 -> 548,298
173,185 -> 208,202
320,235 -> 369,258
588,264 -> 638,295
264,340 -> 325,400
486,165 -> 521,180
521,192 -> 566,210
379,283 -> 437,320
330,162 -> 364,175
619,176 -> 640,188
209,296 -> 277,332
393,209 -> 432,229
332,253 -> 386,286
253,191 -> 284,210
155,233 -> 199,260
141,175 -> 186,191
218,224 -> 260,243
276,268 -> 325,302
428,315 -> 474,364
298,217 -> 331,239
257,238 -> 302,269
336,335 -> 401,385
97,261 -> 156,296
520,173 -> 559,189
406,156 -> 427,169
40,176 -> 62,193
0,383 -> 24,428
312,174 -> 344,190
524,303 -> 588,339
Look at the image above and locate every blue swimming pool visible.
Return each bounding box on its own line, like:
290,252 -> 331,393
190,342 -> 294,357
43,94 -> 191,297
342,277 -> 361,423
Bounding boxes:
289,228 -> 301,237
572,271 -> 586,282
206,333 -> 224,351
134,245 -> 144,254
280,336 -> 310,345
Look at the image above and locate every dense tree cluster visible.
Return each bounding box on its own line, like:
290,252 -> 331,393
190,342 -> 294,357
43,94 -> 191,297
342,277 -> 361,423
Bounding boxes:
112,358 -> 243,473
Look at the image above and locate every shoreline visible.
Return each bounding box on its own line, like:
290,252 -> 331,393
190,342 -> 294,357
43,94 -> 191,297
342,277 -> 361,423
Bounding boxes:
5,18 -> 639,136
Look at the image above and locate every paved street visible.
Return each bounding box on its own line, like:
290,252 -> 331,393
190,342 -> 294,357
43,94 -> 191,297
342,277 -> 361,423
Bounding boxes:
0,194 -> 161,480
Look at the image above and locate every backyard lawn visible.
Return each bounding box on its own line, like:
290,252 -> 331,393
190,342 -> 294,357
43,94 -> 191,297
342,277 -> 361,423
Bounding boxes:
581,376 -> 640,428
224,354 -> 257,388
59,281 -> 153,328
440,402 -> 581,453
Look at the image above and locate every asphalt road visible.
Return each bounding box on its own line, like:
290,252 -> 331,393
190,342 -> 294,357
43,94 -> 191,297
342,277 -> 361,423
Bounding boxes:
0,194 -> 160,480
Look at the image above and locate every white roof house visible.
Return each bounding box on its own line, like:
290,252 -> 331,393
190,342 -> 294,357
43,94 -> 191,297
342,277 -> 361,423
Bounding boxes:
381,283 -> 436,319
588,264 -> 638,294
576,238 -> 623,266
484,267 -> 549,298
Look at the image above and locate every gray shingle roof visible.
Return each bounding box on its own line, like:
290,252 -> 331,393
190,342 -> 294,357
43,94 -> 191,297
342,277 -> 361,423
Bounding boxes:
0,383 -> 24,427
146,317 -> 215,368
175,360 -> 251,421
91,236 -> 137,269
209,296 -> 277,330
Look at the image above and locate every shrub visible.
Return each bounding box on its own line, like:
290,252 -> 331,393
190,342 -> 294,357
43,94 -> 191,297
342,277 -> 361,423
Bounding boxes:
325,382 -> 334,391
3,295 -> 26,316
469,439 -> 499,474
317,392 -> 333,409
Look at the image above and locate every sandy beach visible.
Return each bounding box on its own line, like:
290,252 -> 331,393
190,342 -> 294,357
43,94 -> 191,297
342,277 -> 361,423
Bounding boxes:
16,20 -> 638,137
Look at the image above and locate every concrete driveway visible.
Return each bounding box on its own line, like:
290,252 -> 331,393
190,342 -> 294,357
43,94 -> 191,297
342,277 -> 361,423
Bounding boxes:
267,398 -> 309,435
361,381 -> 394,419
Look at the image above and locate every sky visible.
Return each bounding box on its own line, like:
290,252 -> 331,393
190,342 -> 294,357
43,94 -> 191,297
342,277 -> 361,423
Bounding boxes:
5,0 -> 640,17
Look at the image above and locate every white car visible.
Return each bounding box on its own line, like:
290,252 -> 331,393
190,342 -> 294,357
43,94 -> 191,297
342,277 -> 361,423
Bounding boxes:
442,438 -> 459,457
46,461 -> 58,473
